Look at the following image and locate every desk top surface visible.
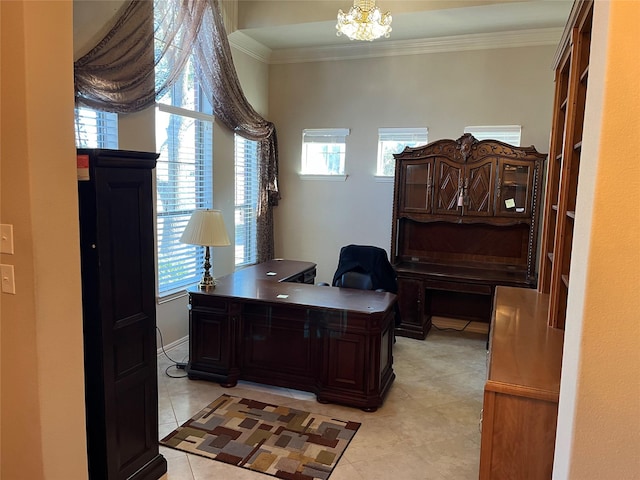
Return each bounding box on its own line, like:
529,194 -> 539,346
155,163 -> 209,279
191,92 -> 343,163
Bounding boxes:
232,259 -> 316,283
189,259 -> 396,315
487,286 -> 564,398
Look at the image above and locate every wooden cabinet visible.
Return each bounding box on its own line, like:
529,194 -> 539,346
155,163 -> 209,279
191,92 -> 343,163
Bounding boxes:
391,134 -> 545,339
77,149 -> 166,480
539,0 -> 593,329
188,295 -> 237,386
480,287 -> 564,480
396,275 -> 428,338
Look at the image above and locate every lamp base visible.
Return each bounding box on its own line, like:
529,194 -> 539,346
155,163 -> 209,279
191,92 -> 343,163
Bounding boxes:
198,246 -> 217,289
198,276 -> 217,289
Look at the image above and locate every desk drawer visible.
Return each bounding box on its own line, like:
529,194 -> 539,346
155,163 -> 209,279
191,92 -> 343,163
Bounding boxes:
284,267 -> 317,284
190,294 -> 229,312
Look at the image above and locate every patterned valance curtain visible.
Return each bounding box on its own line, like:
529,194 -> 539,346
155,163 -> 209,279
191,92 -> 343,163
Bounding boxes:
74,0 -> 279,262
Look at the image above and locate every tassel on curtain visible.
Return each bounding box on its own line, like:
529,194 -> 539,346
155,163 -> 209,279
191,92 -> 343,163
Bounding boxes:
74,0 -> 279,262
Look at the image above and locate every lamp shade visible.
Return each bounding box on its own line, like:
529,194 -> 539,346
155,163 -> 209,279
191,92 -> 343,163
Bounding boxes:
180,209 -> 231,247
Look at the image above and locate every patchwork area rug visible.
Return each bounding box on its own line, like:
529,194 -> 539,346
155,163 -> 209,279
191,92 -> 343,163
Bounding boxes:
160,394 -> 360,480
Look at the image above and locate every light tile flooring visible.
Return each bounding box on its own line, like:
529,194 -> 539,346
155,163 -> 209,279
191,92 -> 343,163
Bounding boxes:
158,328 -> 488,480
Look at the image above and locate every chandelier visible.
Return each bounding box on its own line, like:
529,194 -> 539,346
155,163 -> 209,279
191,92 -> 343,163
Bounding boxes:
336,0 -> 392,42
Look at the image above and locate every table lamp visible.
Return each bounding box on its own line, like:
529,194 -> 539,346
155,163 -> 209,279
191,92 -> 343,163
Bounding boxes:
180,209 -> 231,289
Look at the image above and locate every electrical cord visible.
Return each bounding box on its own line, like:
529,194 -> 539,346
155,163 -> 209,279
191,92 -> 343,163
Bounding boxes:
156,327 -> 189,378
432,320 -> 472,332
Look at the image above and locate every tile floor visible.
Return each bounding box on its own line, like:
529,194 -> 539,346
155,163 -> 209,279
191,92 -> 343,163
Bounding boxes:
158,328 -> 488,480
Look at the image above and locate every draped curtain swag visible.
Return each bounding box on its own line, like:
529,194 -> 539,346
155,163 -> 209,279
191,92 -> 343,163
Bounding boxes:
74,0 -> 279,262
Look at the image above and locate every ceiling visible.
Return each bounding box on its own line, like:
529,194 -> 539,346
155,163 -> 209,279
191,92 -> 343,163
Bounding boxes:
230,0 -> 573,61
73,1 -> 574,63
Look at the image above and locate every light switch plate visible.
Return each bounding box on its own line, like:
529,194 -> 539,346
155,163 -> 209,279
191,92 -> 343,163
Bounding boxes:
1,224 -> 14,254
1,264 -> 16,294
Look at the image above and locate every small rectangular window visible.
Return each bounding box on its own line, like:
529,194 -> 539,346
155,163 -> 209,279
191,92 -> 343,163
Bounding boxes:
301,128 -> 349,175
464,125 -> 521,146
74,107 -> 118,149
234,135 -> 259,267
377,127 -> 428,176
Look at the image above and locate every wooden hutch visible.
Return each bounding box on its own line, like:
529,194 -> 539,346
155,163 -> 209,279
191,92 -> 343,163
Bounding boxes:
390,133 -> 546,339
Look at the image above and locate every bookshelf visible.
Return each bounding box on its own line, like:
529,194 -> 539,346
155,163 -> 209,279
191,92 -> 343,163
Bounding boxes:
538,0 -> 593,329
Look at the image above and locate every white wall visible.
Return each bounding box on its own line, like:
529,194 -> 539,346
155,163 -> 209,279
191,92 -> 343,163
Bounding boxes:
269,45 -> 557,283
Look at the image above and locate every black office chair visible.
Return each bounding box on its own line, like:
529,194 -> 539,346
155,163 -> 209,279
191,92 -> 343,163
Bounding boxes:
334,270 -> 377,291
322,245 -> 401,325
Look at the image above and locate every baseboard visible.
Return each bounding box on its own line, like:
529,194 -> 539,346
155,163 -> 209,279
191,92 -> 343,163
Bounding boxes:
157,334 -> 188,356
431,317 -> 489,335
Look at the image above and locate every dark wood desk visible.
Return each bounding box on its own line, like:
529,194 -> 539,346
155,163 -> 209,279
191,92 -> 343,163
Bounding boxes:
186,259 -> 397,411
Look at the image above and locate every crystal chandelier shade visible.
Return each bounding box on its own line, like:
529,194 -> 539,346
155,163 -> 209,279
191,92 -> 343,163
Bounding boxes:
336,0 -> 392,42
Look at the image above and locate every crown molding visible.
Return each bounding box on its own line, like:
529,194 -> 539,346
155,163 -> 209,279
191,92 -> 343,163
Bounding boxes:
230,27 -> 563,65
228,30 -> 273,63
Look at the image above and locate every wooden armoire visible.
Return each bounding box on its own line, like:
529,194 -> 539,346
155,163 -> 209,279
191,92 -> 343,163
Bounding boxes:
77,149 -> 166,480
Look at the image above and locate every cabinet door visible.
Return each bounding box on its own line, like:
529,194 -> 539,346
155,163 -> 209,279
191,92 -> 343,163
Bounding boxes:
396,276 -> 430,339
465,159 -> 495,216
496,159 -> 534,217
242,304 -> 318,388
323,330 -> 367,394
189,296 -> 234,378
400,161 -> 432,213
434,157 -> 463,215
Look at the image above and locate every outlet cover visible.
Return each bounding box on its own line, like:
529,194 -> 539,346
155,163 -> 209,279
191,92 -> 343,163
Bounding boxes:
1,224 -> 14,254
1,264 -> 16,294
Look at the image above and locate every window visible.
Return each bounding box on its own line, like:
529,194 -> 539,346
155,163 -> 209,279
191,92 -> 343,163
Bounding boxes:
301,128 -> 349,176
377,127 -> 428,176
464,125 -> 521,146
155,55 -> 214,296
234,135 -> 259,267
74,107 -> 118,149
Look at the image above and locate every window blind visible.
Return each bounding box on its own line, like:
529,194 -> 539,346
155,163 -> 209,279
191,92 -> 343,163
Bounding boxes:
156,105 -> 213,295
234,135 -> 259,266
301,128 -> 349,175
74,107 -> 118,149
377,127 -> 428,176
378,127 -> 428,144
464,125 -> 521,146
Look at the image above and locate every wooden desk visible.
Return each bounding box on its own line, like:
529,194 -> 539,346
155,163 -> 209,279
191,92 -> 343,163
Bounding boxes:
480,286 -> 564,479
186,259 -> 397,411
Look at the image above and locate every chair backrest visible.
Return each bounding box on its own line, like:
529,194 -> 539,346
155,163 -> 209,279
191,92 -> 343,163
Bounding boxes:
331,244 -> 398,293
336,271 -> 374,290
